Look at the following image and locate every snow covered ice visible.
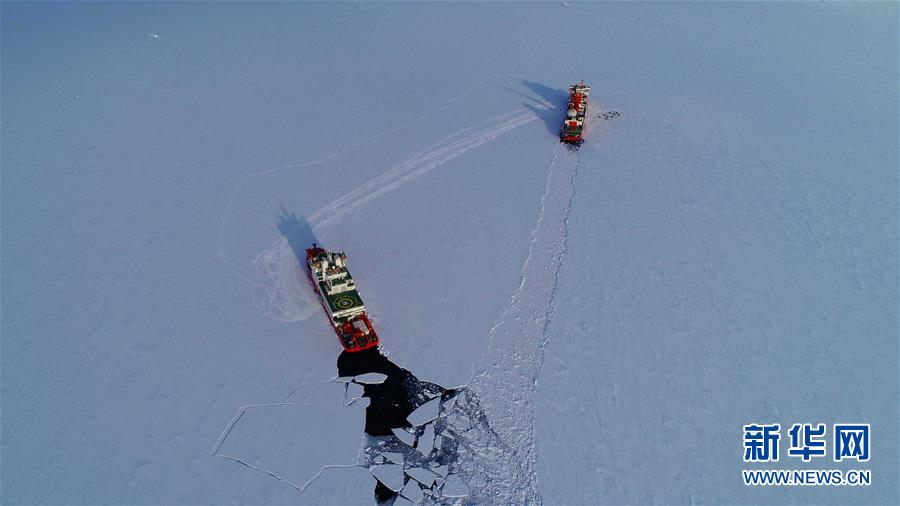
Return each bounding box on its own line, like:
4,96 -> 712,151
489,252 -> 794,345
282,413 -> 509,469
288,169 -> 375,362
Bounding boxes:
2,1 -> 897,505
442,474 -> 468,498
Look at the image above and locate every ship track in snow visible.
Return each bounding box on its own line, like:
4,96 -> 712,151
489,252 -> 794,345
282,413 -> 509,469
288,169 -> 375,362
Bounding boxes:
452,145 -> 581,504
217,73 -> 543,286
251,108 -> 540,322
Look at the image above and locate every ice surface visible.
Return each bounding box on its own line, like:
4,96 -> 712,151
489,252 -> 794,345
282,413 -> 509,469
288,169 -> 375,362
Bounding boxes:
1,2 -> 896,505
407,398 -> 440,426
296,465 -> 375,505
441,474 -> 468,498
210,381 -> 366,498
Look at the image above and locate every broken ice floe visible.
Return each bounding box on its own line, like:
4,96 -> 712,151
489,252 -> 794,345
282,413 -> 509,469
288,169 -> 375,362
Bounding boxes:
359,387 -> 492,503
444,413 -> 470,433
407,397 -> 440,426
392,427 -> 417,446
442,393 -> 459,411
433,435 -> 444,453
369,463 -> 404,492
382,451 -> 404,465
416,424 -> 435,457
352,372 -> 388,384
405,466 -> 438,488
401,479 -> 425,503
393,495 -> 415,506
344,381 -> 365,405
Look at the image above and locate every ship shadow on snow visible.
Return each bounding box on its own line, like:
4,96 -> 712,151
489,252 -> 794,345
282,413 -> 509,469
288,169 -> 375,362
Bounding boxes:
518,79 -> 569,137
277,208 -> 318,263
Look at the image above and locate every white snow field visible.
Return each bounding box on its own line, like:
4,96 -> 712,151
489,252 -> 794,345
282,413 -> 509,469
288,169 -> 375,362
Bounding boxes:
2,2 -> 897,505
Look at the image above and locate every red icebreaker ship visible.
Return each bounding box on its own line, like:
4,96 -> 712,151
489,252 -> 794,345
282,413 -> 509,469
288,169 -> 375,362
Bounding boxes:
560,81 -> 591,145
306,245 -> 380,352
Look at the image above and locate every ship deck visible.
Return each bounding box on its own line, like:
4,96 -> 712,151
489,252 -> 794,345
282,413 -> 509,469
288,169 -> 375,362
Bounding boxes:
322,286 -> 365,316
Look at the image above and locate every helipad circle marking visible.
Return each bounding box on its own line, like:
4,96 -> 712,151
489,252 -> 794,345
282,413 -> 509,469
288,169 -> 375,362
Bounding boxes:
335,295 -> 357,309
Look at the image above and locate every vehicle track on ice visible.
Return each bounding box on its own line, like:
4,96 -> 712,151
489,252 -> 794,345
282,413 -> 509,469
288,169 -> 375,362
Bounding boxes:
217,73 -> 544,285
309,109 -> 536,237
450,145 -> 581,504
252,109 -> 539,322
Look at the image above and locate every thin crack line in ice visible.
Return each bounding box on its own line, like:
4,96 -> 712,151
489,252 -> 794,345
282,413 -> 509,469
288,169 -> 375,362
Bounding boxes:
553,311 -> 591,339
214,452 -> 364,498
214,453 -> 305,493
217,73 -> 540,283
297,464 -> 363,495
209,402 -> 319,456
280,382 -> 307,402
208,380 -> 376,500
294,423 -> 369,497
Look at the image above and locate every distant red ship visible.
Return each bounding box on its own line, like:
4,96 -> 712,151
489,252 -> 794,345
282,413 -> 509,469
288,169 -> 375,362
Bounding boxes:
560,80 -> 591,145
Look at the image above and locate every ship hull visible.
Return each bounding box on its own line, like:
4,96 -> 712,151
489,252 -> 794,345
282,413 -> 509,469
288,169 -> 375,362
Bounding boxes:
306,247 -> 380,352
560,81 -> 590,145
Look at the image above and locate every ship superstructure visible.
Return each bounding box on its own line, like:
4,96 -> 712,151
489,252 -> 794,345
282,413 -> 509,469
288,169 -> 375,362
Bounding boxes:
560,81 -> 591,145
306,245 -> 380,352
